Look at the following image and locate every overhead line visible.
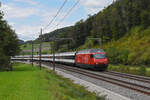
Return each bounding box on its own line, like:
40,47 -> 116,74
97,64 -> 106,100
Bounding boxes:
43,0 -> 68,31
54,0 -> 80,29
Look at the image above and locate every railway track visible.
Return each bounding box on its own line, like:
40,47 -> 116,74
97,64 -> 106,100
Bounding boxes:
46,63 -> 150,96
15,61 -> 150,96
104,71 -> 150,84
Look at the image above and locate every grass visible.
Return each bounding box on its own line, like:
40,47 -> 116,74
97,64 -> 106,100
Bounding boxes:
108,64 -> 150,77
21,42 -> 51,55
0,63 -> 105,100
21,42 -> 50,50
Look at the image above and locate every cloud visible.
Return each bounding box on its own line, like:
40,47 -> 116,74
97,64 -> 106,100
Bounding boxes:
13,0 -> 37,5
1,4 -> 38,19
16,25 -> 42,40
80,0 -> 113,14
15,20 -> 74,41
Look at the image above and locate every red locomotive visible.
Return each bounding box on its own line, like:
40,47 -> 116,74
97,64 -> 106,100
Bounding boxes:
75,49 -> 108,70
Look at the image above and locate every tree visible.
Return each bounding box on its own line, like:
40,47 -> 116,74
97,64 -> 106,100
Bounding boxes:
0,6 -> 20,71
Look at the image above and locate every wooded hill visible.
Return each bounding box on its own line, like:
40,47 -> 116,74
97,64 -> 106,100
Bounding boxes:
34,0 -> 150,66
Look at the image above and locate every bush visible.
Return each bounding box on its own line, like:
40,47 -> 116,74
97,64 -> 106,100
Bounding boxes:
137,66 -> 146,76
146,70 -> 150,77
140,51 -> 150,65
128,52 -> 137,65
108,65 -> 118,71
106,46 -> 119,64
117,49 -> 129,64
129,68 -> 138,75
124,66 -> 130,73
108,64 -> 150,77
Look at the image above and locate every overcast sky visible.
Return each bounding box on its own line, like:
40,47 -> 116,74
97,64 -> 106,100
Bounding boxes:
0,0 -> 113,41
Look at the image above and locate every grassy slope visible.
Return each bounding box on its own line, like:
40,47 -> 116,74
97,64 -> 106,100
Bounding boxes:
0,63 -> 105,100
103,26 -> 150,65
21,42 -> 51,54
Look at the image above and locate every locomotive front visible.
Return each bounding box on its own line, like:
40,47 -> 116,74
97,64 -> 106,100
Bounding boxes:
90,52 -> 108,70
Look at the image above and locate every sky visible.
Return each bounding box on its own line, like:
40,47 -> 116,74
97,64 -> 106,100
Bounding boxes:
0,0 -> 114,41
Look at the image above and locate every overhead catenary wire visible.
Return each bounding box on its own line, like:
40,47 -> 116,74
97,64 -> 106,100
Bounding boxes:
36,0 -> 80,71
54,0 -> 80,30
43,0 -> 68,31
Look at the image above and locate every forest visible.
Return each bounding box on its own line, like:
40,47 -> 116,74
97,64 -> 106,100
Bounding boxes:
32,0 -> 150,66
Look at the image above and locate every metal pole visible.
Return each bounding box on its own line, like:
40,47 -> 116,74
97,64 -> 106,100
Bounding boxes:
67,41 -> 70,51
49,37 -> 73,71
31,41 -> 34,66
99,38 -> 102,48
53,38 -> 55,71
23,51 -> 24,61
39,29 -> 42,70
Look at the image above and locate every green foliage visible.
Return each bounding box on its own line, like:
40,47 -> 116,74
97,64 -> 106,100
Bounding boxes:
105,46 -> 119,64
0,9 -> 20,70
146,70 -> 150,77
108,64 -> 150,77
140,10 -> 150,28
117,49 -> 129,64
128,52 -> 137,65
138,66 -> 146,76
104,26 -> 150,66
0,50 -> 10,71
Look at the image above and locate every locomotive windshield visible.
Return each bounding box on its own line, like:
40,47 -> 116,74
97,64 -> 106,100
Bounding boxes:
94,54 -> 106,59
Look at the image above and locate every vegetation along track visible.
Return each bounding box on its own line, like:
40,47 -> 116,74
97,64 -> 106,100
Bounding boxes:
44,63 -> 150,96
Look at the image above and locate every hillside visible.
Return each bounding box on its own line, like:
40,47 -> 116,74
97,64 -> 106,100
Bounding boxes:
24,0 -> 150,66
104,26 -> 150,65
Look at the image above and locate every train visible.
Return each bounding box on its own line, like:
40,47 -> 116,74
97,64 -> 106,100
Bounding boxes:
12,48 -> 108,71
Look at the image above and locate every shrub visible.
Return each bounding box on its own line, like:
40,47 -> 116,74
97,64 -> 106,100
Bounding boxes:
117,49 -> 129,64
128,52 -> 137,65
124,66 -> 130,73
140,51 -> 150,65
108,65 -> 118,71
137,66 -> 146,76
146,70 -> 150,77
106,46 -> 119,64
117,65 -> 125,72
129,68 -> 138,75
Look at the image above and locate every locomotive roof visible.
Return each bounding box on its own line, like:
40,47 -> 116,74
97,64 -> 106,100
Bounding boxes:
77,48 -> 104,54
